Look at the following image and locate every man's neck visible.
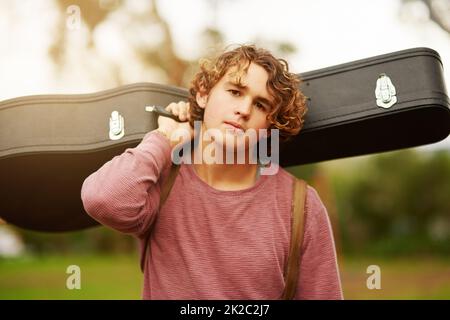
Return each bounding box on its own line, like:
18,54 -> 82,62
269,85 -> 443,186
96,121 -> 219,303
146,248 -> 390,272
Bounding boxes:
192,161 -> 260,191
190,140 -> 260,191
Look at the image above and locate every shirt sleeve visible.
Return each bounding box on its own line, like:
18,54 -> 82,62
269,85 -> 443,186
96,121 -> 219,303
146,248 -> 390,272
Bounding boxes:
80,130 -> 172,237
295,185 -> 344,300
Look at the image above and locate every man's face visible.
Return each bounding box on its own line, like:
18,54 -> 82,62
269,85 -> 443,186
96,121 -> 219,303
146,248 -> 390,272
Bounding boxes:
196,62 -> 273,153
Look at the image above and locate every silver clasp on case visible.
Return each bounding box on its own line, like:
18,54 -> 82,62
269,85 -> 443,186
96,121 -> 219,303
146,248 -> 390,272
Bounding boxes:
375,73 -> 397,109
109,110 -> 124,140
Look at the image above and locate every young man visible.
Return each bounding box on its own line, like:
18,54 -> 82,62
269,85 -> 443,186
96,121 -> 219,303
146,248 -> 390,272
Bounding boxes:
81,45 -> 343,300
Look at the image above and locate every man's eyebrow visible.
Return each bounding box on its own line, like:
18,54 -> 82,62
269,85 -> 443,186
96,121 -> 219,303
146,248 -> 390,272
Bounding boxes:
225,81 -> 246,89
225,81 -> 273,106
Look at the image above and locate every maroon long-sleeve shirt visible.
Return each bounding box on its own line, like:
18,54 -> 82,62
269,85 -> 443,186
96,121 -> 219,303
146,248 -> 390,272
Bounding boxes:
81,130 -> 343,300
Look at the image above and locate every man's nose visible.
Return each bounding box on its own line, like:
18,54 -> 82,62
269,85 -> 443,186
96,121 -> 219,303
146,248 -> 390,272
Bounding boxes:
234,98 -> 252,117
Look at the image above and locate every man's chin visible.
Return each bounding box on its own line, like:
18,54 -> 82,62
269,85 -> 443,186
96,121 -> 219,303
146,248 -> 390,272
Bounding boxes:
200,127 -> 254,151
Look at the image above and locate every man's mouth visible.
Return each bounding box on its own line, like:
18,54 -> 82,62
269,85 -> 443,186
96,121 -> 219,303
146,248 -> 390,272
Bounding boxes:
224,121 -> 244,131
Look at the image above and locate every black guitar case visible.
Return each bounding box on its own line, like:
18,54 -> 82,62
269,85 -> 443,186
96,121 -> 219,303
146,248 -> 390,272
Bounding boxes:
1,47 -> 449,232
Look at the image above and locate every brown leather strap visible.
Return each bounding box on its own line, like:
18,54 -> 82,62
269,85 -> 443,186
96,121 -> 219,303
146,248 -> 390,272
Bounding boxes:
159,164 -> 181,209
140,164 -> 180,272
281,177 -> 307,300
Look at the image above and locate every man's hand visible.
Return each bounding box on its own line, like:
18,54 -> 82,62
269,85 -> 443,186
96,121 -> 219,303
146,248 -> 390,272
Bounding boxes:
155,101 -> 195,149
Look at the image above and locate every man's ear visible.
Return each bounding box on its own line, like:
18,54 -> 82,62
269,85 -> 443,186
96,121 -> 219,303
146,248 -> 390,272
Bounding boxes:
196,91 -> 208,109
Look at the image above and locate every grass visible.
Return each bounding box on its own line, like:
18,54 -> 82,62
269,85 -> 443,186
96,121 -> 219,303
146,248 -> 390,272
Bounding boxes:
339,255 -> 450,299
1,254 -> 450,299
0,254 -> 142,299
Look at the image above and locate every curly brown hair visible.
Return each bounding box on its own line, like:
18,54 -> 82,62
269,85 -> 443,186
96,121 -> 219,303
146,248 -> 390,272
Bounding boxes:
188,44 -> 308,143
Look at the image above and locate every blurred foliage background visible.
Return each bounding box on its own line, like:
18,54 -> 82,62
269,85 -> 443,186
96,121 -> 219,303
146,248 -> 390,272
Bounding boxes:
1,0 -> 450,299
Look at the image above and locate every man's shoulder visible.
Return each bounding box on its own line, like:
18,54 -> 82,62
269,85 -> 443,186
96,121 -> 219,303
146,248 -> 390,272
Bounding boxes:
269,166 -> 304,186
273,168 -> 325,211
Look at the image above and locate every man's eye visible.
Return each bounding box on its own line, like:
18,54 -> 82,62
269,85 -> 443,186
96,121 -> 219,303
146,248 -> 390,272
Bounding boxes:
228,89 -> 240,96
255,102 -> 266,111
